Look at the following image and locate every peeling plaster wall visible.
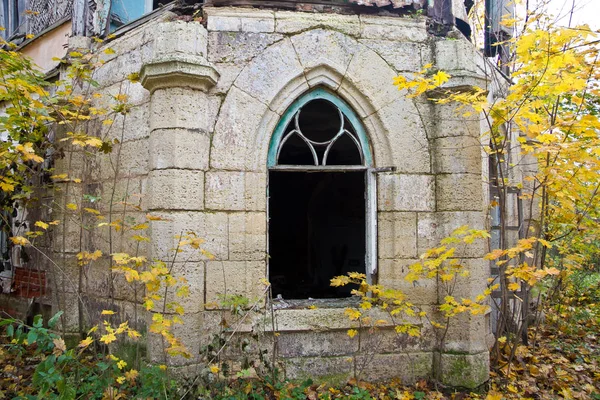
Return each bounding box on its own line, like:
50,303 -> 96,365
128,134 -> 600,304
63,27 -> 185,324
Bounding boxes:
52,7 -> 496,387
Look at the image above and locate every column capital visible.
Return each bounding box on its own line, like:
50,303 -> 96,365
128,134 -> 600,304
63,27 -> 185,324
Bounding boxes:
140,54 -> 219,93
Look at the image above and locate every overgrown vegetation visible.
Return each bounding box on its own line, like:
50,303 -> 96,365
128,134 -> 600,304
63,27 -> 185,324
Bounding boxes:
0,0 -> 600,399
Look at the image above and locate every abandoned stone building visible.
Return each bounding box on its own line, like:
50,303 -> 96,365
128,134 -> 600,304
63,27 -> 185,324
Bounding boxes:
0,0 -> 520,389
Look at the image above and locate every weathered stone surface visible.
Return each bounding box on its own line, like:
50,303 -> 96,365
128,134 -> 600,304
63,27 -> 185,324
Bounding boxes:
147,311 -> 204,365
149,128 -> 210,171
149,88 -> 221,132
284,352 -> 432,383
417,212 -> 486,257
140,54 -> 220,93
205,171 -> 266,211
234,38 -> 304,106
95,47 -> 145,88
205,261 -> 266,304
110,104 -> 150,142
359,40 -> 428,72
270,307 -> 414,332
211,86 -> 269,171
291,29 -> 358,88
444,258 -> 489,302
210,62 -> 243,95
435,37 -> 486,77
277,330 -> 359,357
357,352 -> 432,382
340,44 -> 401,116
163,261 -> 205,314
378,212 -> 418,259
228,212 -> 267,261
378,259 -> 437,305
365,97 -> 431,173
99,139 -> 149,180
378,174 -> 435,212
436,173 -> 484,212
99,30 -> 150,64
208,31 -> 284,64
283,355 -> 354,384
101,79 -> 150,107
275,11 -> 360,36
360,15 -> 428,43
433,135 -> 483,174
148,169 -> 204,211
439,352 -> 489,388
205,7 -> 275,33
430,103 -> 483,139
150,211 -> 228,261
151,21 -> 209,59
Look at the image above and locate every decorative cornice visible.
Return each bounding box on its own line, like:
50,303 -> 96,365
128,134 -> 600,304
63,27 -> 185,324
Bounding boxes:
140,54 -> 220,93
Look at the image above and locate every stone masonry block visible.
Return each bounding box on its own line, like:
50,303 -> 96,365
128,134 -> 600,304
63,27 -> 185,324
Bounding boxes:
95,49 -> 144,88
110,104 -> 150,142
366,98 -> 431,173
100,79 -> 150,107
228,212 -> 267,261
149,88 -> 221,132
360,15 -> 428,43
205,261 -> 266,305
208,31 -> 283,64
378,174 -> 435,212
274,11 -> 360,36
149,128 -> 210,171
434,37 -> 486,77
445,258 -> 489,302
433,135 -> 483,174
417,212 -> 486,257
150,211 -> 228,261
340,45 -> 402,116
211,86 -> 269,171
148,169 -> 204,211
378,212 -> 418,259
163,261 -> 205,314
378,259 -> 437,305
152,21 -> 209,59
205,171 -> 266,211
205,7 -> 275,33
99,139 -> 149,180
439,352 -> 489,388
359,40 -> 427,72
357,352 -> 432,383
210,62 -> 243,95
147,311 -> 204,365
290,29 -> 358,88
283,355 -> 353,384
234,38 -> 304,106
277,330 -> 359,358
436,173 -> 484,212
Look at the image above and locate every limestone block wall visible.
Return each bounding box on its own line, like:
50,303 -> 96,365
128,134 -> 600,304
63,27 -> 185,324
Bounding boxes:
52,6 -> 493,387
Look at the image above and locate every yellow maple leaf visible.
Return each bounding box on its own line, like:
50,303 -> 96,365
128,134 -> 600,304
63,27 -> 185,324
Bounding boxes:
10,236 -> 29,246
34,221 -> 49,230
100,333 -> 117,344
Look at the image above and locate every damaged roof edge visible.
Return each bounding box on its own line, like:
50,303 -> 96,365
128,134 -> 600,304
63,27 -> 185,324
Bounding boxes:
107,0 -> 469,42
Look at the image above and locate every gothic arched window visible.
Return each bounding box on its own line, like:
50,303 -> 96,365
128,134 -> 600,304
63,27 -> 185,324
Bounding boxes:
267,88 -> 375,299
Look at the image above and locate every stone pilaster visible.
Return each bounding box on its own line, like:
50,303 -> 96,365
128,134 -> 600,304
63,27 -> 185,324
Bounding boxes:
140,21 -> 220,364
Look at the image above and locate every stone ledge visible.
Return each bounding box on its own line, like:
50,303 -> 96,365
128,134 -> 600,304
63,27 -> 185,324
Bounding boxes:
140,54 -> 220,93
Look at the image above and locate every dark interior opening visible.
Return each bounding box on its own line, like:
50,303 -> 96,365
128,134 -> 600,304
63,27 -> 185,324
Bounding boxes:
268,171 -> 366,299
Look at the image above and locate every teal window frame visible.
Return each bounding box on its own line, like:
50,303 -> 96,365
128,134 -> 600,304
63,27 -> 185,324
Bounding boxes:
267,87 -> 373,169
267,88 -> 378,283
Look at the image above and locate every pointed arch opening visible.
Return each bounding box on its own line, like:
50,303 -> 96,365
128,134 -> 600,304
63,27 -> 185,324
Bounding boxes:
267,88 -> 376,299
